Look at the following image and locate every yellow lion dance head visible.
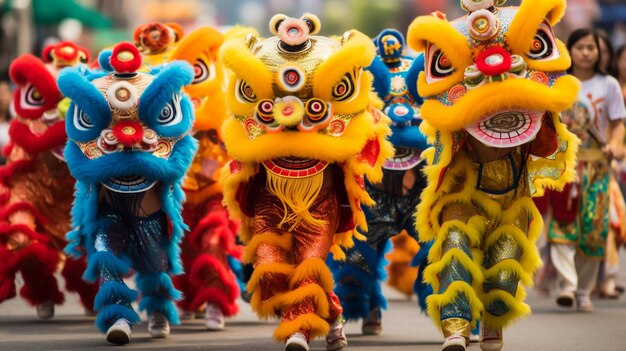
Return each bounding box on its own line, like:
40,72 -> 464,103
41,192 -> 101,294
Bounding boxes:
220,14 -> 393,257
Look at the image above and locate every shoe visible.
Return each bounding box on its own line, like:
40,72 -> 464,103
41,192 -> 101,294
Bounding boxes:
442,333 -> 466,351
556,291 -> 575,307
362,307 -> 382,335
285,332 -> 309,351
326,318 -> 347,351
479,324 -> 503,351
204,303 -> 225,331
36,301 -> 54,319
148,312 -> 170,338
106,318 -> 131,345
576,295 -> 594,313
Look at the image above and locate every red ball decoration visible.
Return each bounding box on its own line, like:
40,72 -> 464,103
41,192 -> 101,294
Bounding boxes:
475,46 -> 512,77
110,42 -> 142,73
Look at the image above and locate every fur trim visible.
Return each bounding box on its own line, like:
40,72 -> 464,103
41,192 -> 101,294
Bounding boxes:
138,297 -> 180,325
8,121 -> 67,155
480,285 -> 531,330
273,313 -> 330,342
94,281 -> 138,310
425,281 -> 483,331
423,248 -> 484,293
96,304 -> 141,333
187,253 -> 240,314
246,262 -> 295,293
83,251 -> 131,283
191,287 -> 239,317
243,232 -> 292,263
136,272 -> 182,300
420,75 -> 580,133
9,54 -> 61,119
508,0 -> 566,56
16,243 -> 64,306
289,258 -> 334,292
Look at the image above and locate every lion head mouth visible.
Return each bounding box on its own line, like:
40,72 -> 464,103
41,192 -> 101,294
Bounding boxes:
102,175 -> 157,193
465,109 -> 545,148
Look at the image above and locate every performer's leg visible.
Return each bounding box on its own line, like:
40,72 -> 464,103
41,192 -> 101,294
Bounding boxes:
424,202 -> 483,349
17,242 -> 64,318
574,254 -> 601,312
551,242 -> 578,306
277,189 -> 342,345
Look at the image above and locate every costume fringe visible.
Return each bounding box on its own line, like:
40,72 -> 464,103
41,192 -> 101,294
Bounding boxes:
273,313 -> 330,342
266,171 -> 325,230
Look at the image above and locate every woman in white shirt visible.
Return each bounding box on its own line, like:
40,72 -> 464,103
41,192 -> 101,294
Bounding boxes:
547,28 -> 626,312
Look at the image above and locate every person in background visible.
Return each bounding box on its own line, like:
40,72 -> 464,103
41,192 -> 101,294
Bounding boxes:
548,28 -> 626,312
617,45 -> 626,104
597,30 -> 616,76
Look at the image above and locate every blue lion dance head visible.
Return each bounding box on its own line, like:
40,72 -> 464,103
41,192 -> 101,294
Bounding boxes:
60,42 -> 197,274
369,29 -> 428,170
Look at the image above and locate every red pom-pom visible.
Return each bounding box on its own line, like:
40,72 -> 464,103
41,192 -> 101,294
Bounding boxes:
112,120 -> 144,147
110,42 -> 142,73
475,46 -> 512,76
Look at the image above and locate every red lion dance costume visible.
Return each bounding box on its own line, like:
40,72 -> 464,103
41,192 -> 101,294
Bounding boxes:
220,14 -> 392,351
0,42 -> 98,318
133,22 -> 243,329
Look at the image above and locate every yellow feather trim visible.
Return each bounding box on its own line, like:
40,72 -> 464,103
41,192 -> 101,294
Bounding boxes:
277,284 -> 330,319
427,217 -> 486,262
273,313 -> 330,342
289,258 -> 334,292
480,286 -> 531,331
426,281 -> 484,330
250,290 -> 281,319
243,232 -> 293,263
482,258 -> 533,287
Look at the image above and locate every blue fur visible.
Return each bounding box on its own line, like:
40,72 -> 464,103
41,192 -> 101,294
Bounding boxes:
389,121 -> 429,150
98,50 -> 113,72
95,304 -> 141,333
227,255 -> 248,295
83,251 -> 131,283
138,297 -> 180,325
406,53 -> 424,106
136,272 -> 182,300
367,56 -> 391,97
94,281 -> 139,310
139,61 -> 194,137
64,135 -> 196,184
374,28 -> 405,62
411,240 -> 433,313
328,240 -> 389,321
57,69 -> 112,142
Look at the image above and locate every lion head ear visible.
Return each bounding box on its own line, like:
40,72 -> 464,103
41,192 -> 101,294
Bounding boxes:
269,14 -> 288,35
300,13 -> 320,35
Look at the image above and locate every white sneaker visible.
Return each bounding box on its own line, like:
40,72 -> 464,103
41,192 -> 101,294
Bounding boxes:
204,303 -> 225,331
362,307 -> 382,335
442,333 -> 466,351
286,332 -> 309,351
479,324 -> 503,351
106,318 -> 131,345
326,318 -> 347,351
148,312 -> 170,338
36,301 -> 55,319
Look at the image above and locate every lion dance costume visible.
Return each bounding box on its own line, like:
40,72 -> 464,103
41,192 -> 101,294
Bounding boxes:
133,21 -> 243,329
220,14 -> 392,351
0,42 -> 98,319
60,43 -> 196,345
328,28 -> 428,335
409,0 -> 579,350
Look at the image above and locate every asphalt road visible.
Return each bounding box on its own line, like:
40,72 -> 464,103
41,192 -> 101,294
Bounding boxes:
1,268 -> 626,351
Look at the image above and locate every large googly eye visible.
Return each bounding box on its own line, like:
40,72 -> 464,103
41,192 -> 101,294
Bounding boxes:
78,50 -> 89,64
20,84 -> 46,109
332,73 -> 356,102
255,99 -> 275,124
300,13 -> 320,35
300,98 -> 331,132
527,21 -> 559,61
269,14 -> 287,35
236,80 -> 257,103
73,107 -> 94,131
427,45 -> 455,83
157,95 -> 183,126
192,58 -> 214,84
278,65 -> 305,92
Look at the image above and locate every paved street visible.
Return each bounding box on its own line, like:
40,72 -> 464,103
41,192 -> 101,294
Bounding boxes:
1,269 -> 626,351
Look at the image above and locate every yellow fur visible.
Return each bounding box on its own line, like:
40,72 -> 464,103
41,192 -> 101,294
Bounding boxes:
273,313 -> 330,341
423,248 -> 484,293
246,262 -> 295,293
480,286 -> 531,331
277,284 -> 330,318
289,258 -> 334,292
508,0 -> 566,56
426,281 -> 484,330
243,232 -> 293,263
